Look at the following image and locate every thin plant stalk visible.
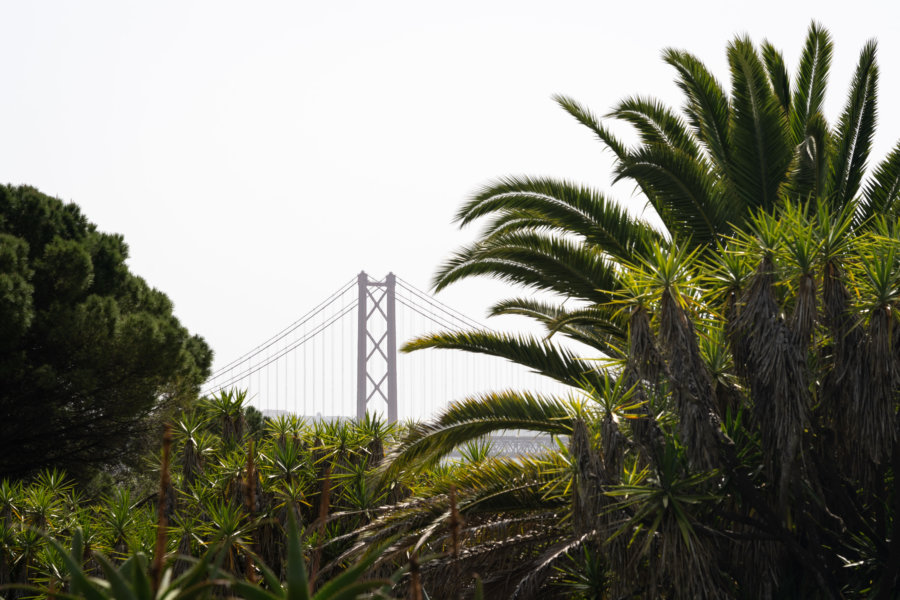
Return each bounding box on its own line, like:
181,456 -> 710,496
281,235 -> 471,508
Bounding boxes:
151,423 -> 172,595
244,440 -> 257,584
409,553 -> 422,600
308,464 -> 332,592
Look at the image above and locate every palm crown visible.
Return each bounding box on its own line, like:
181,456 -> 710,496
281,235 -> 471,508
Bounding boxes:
376,24 -> 900,598
419,23 -> 899,368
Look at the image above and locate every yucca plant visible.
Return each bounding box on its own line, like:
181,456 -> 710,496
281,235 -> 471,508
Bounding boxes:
265,415 -> 307,452
404,22 -> 900,445
9,527 -> 223,600
231,512 -> 396,600
200,498 -> 254,578
175,412 -> 213,487
0,404 -> 420,599
100,488 -> 137,559
204,389 -> 248,448
371,207 -> 900,597
354,23 -> 900,598
553,546 -> 608,600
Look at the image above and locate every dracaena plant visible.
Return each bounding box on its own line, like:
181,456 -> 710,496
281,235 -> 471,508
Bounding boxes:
369,204 -> 900,597
410,22 -> 900,396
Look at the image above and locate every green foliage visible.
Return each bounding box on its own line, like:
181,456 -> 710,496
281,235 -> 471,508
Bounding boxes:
418,23 -> 900,400
377,210 -> 900,597
0,185 -> 212,479
0,405 -> 413,599
231,512 -> 395,600
375,23 -> 900,598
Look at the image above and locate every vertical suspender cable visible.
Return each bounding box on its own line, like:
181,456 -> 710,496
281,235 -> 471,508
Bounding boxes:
343,294 -> 347,417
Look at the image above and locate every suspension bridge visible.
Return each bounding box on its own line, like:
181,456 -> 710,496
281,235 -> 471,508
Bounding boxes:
201,272 -> 573,453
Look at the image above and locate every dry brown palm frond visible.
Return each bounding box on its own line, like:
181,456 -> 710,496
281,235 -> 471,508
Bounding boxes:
658,290 -> 721,470
181,437 -> 203,487
627,306 -> 665,386
418,528 -> 563,599
733,257 -> 809,507
223,413 -> 244,447
791,272 -> 818,349
509,532 -> 598,600
818,252 -> 900,478
721,534 -> 783,598
855,308 -> 898,466
624,308 -> 666,463
570,419 -> 607,536
658,514 -> 725,600
366,436 -> 385,468
600,411 -> 625,483
822,259 -> 852,333
820,258 -> 857,425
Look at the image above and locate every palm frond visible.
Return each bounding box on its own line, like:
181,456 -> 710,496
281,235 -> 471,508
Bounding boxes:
827,40 -> 878,209
761,41 -> 791,115
511,533 -> 596,600
402,329 -> 605,390
453,176 -> 662,261
435,454 -> 573,512
790,22 -> 833,145
489,297 -> 626,354
433,230 -> 622,303
663,49 -> 731,172
375,391 -> 575,485
553,94 -> 630,160
607,95 -> 701,159
788,112 -> 830,202
615,144 -> 727,247
726,36 -> 793,214
858,141 -> 900,222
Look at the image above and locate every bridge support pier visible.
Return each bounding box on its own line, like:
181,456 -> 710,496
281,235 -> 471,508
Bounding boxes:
356,271 -> 398,422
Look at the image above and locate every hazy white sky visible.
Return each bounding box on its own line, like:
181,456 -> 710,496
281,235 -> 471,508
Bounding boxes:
2,1 -> 899,374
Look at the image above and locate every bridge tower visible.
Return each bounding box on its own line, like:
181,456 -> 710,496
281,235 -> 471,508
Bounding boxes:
356,271 -> 398,422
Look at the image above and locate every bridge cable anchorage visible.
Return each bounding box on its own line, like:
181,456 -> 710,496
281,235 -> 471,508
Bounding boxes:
206,276 -> 356,381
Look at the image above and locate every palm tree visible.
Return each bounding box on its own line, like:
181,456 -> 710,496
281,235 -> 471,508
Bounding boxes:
373,208 -> 900,598
374,24 -> 900,598
414,22 -> 899,370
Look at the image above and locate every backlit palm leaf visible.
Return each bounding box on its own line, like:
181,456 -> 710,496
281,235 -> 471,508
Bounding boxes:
726,36 -> 793,214
403,329 -> 605,389
827,40 -> 878,209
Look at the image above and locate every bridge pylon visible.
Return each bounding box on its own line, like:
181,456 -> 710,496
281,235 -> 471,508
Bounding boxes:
356,271 -> 398,422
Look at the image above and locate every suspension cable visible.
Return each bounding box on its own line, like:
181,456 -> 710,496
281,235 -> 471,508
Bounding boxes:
208,276 -> 356,378
396,277 -> 487,330
204,298 -> 357,394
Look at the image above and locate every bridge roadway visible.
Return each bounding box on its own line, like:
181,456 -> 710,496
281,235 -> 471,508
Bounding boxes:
262,412 -> 557,457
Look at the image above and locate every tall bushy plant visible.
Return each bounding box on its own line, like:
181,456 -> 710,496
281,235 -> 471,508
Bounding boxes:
0,404 -> 412,599
374,207 -> 900,598
368,23 -> 900,597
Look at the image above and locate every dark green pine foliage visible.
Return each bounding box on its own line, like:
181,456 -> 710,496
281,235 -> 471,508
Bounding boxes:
0,185 -> 212,479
